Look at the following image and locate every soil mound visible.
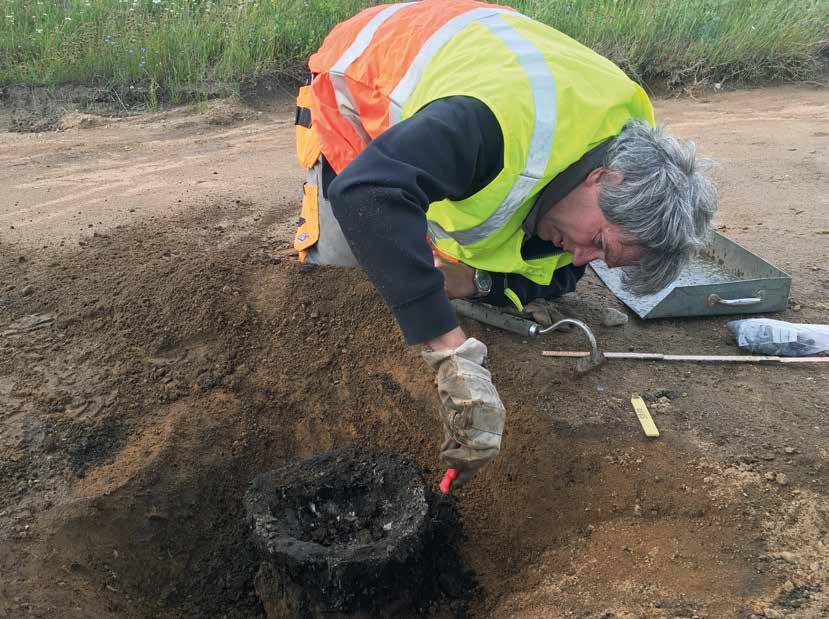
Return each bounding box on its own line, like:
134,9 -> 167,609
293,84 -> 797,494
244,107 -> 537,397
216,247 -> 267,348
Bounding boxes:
1,196 -> 825,617
1,85 -> 140,132
1,207 -> 448,617
59,112 -> 114,131
0,84 -> 258,132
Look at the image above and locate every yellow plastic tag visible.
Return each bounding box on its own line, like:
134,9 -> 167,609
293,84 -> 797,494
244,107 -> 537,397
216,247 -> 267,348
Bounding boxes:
631,396 -> 660,438
503,288 -> 524,312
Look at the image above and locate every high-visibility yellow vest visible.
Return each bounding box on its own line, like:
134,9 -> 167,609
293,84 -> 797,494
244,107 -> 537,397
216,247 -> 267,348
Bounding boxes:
299,0 -> 655,289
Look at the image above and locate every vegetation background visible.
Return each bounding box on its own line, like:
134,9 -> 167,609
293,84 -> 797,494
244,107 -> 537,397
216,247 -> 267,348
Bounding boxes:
1,0 -> 827,105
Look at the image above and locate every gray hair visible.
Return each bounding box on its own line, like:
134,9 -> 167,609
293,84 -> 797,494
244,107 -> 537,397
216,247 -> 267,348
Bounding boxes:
599,119 -> 719,294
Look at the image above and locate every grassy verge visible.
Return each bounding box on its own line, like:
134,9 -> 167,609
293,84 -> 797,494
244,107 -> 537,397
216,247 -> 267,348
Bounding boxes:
1,0 -> 826,104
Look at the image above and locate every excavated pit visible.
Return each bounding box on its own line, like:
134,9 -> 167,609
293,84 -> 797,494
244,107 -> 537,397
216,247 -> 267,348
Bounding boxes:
245,448 -> 473,618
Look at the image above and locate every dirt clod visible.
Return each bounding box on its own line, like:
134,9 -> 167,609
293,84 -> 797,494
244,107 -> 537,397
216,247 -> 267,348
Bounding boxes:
601,307 -> 629,327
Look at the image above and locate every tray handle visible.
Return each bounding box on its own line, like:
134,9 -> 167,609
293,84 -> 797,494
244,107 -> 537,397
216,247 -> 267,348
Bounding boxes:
707,290 -> 764,307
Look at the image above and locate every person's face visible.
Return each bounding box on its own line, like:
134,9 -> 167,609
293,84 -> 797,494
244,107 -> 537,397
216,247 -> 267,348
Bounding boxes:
536,168 -> 645,268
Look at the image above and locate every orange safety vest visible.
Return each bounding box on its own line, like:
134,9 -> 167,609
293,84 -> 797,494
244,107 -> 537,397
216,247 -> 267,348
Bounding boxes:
294,0 -> 654,293
300,0 -> 515,174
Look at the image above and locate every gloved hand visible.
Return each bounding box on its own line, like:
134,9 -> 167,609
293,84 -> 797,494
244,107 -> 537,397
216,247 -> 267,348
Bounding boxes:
422,337 -> 506,483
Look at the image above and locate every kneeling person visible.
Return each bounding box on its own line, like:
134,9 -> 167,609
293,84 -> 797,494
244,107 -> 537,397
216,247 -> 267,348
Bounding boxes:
290,0 -> 718,487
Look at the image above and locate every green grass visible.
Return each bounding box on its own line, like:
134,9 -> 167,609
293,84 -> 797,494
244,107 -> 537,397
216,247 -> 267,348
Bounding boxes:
512,0 -> 829,87
1,0 -> 826,104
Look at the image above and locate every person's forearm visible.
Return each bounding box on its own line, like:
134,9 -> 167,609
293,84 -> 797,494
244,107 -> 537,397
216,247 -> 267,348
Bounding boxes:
427,326 -> 467,351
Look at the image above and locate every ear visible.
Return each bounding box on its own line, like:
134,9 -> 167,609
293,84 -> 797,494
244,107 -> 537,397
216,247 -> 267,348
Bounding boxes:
583,167 -> 605,187
585,167 -> 622,187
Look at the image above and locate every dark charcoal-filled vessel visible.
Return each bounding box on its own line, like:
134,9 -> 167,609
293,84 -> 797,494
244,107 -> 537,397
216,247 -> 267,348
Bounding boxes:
245,448 -> 472,618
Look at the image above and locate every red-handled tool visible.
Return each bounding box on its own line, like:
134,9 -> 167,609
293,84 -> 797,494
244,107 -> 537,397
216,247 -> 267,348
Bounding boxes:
439,442 -> 464,494
440,469 -> 460,494
439,468 -> 459,494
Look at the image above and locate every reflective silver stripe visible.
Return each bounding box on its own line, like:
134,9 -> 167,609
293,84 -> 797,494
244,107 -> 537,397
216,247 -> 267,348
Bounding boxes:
331,3 -> 414,73
329,73 -> 372,144
329,2 -> 414,144
428,13 -> 557,246
388,7 -> 515,126
427,221 -> 449,242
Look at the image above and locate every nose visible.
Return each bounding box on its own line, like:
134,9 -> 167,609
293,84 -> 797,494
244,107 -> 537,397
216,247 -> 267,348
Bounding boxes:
570,246 -> 603,267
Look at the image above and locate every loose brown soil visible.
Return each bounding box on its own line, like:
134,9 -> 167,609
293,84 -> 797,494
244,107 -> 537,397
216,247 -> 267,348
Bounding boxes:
0,85 -> 827,618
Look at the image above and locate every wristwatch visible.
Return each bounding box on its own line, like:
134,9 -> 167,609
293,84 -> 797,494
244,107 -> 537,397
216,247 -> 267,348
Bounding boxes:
473,269 -> 493,297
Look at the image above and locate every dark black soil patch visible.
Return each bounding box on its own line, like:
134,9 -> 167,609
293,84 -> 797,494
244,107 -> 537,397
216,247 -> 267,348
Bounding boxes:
246,448 -> 475,617
65,417 -> 128,478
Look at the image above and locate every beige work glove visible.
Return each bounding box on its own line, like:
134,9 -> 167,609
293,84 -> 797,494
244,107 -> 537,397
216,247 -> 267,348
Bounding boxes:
421,338 -> 506,483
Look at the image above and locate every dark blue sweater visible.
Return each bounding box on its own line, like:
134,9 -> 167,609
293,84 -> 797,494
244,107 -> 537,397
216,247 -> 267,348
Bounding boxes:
326,96 -> 584,344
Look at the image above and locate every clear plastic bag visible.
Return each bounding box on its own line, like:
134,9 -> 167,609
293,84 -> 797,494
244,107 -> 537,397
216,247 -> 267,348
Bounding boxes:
727,319 -> 829,357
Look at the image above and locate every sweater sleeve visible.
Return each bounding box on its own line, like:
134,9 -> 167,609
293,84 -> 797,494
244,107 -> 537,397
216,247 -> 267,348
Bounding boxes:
327,96 -> 503,344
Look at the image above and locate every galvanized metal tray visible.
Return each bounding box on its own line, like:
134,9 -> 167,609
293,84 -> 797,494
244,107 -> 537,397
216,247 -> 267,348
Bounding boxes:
590,231 -> 791,319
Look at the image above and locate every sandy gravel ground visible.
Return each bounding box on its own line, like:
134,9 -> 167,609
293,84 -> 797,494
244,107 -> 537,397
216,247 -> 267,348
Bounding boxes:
0,86 -> 827,618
